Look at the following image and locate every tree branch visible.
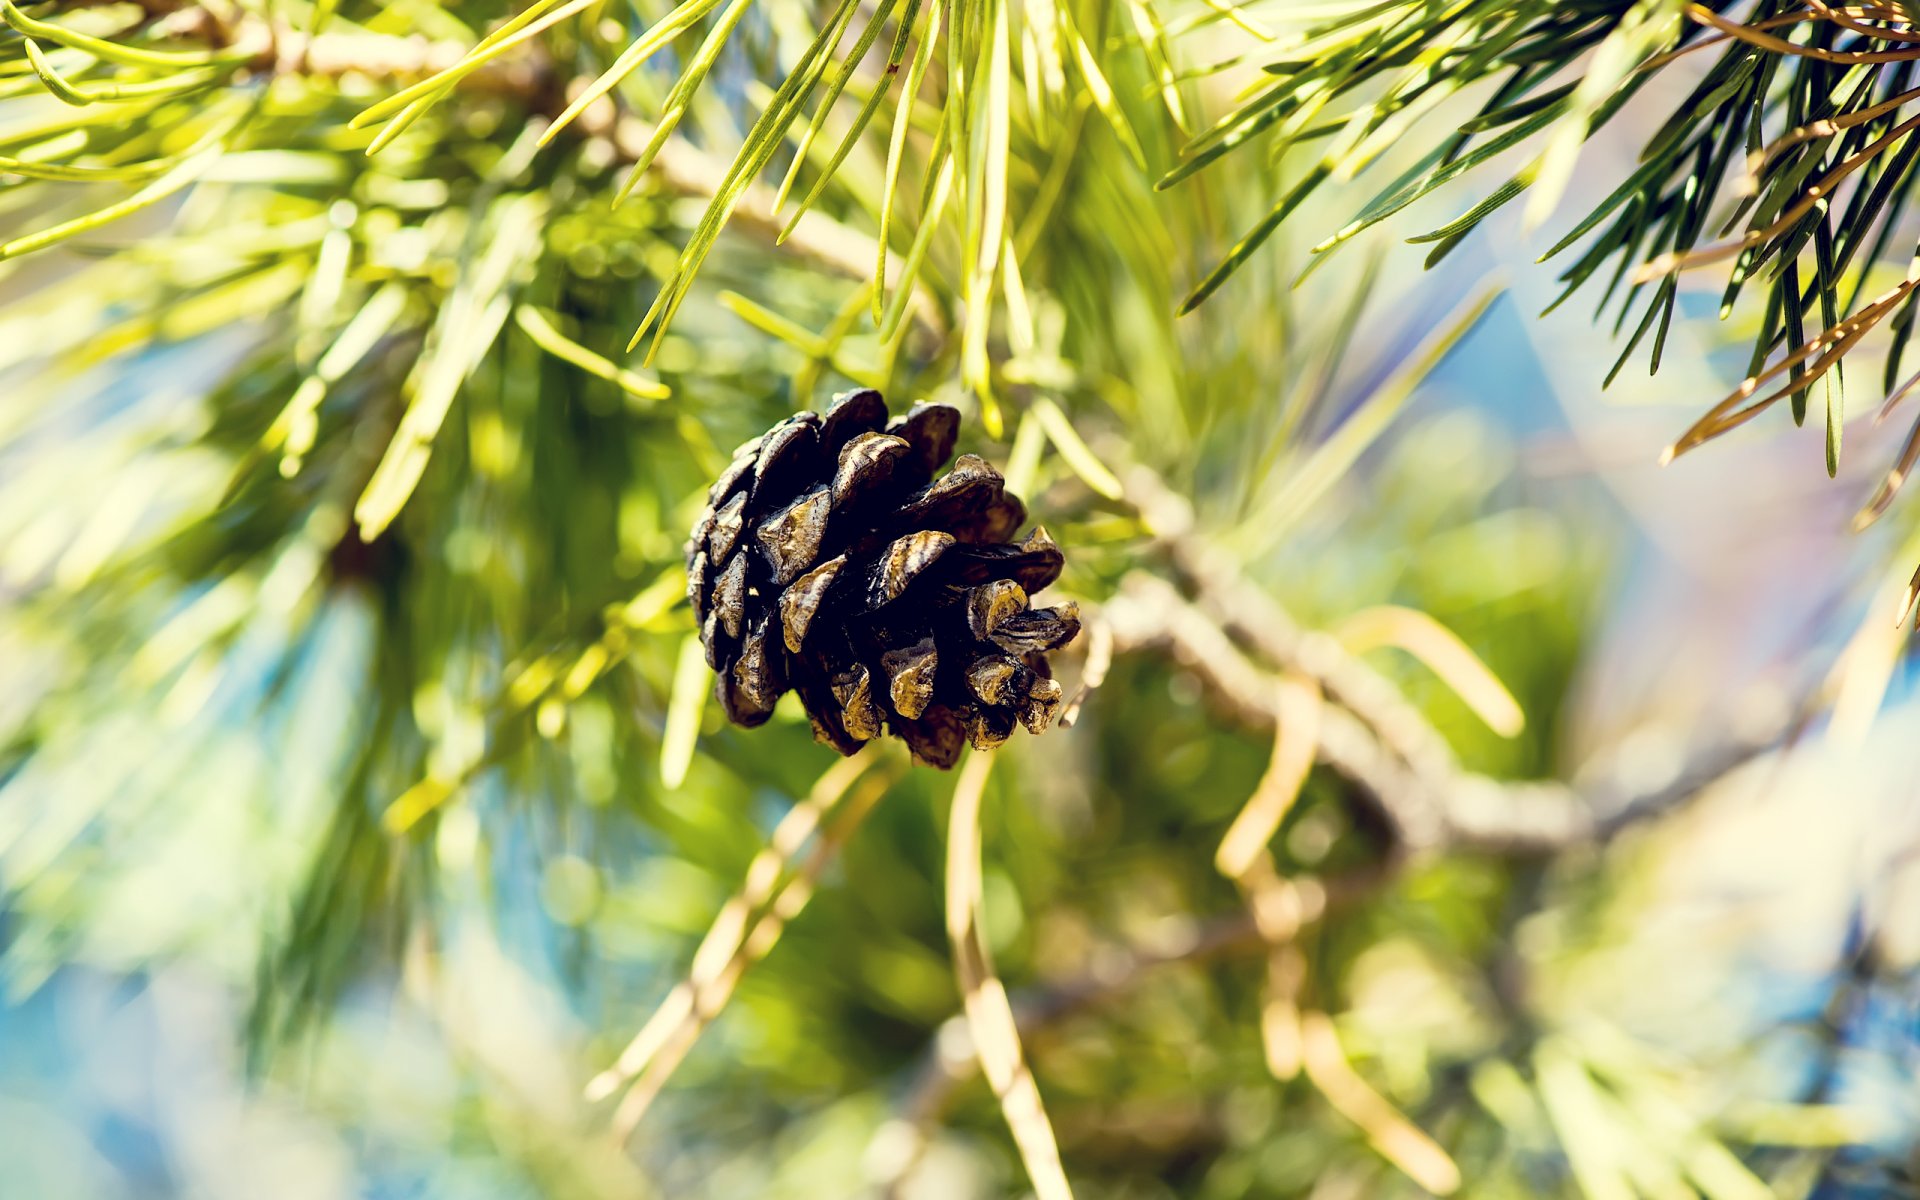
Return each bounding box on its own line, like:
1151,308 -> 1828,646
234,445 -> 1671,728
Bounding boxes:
1112,468 -> 1801,855
108,8 -> 945,335
1102,571 -> 1592,853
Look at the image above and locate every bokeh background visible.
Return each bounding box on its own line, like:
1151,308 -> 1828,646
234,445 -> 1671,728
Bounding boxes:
3,1 -> 1920,1197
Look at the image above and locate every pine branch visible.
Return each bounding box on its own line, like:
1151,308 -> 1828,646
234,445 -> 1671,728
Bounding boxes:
1170,0 -> 1920,538
1101,571 -> 1591,854
1105,464 -> 1804,854
328,0 -> 1162,380
1103,569 -> 1800,854
0,3 -> 940,331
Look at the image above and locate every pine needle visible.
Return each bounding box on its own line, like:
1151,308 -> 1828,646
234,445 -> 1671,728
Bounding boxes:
354,193 -> 545,541
658,634 -> 709,790
1333,607 -> 1524,737
945,750 -> 1075,1200
0,143 -> 222,261
514,305 -> 670,401
1301,1011 -> 1463,1195
1033,397 -> 1123,500
588,753 -> 889,1126
1215,673 -> 1322,879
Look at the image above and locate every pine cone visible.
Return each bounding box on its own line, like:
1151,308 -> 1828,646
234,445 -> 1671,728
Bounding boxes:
685,390 -> 1080,768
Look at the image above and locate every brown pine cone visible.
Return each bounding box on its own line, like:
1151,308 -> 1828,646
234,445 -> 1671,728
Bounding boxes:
685,390 -> 1080,767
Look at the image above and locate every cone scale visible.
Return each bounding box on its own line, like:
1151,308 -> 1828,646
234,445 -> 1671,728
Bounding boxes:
686,390 -> 1080,767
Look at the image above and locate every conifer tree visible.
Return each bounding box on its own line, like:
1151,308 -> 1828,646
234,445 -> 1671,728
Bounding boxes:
0,2 -> 1898,1196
